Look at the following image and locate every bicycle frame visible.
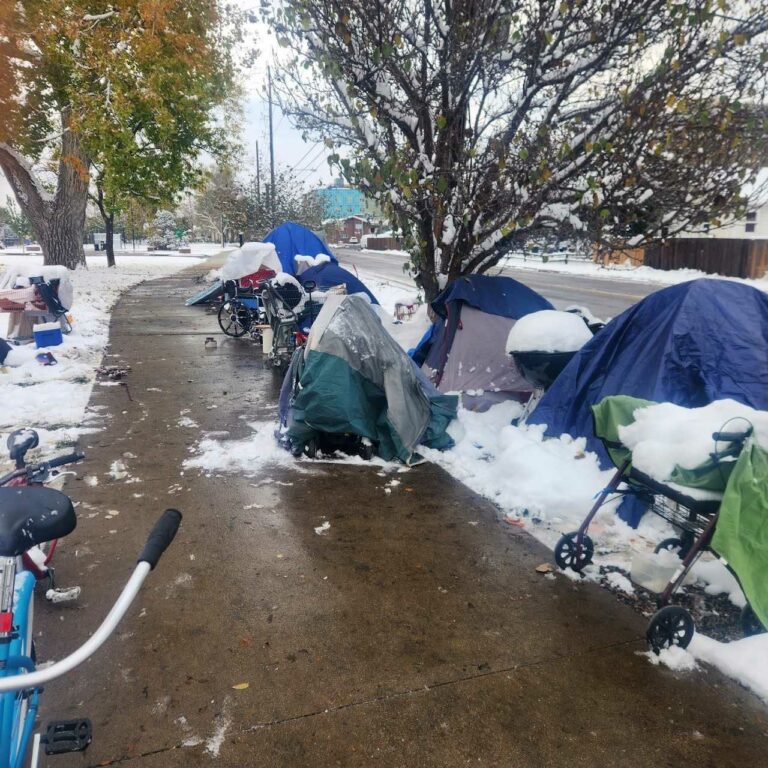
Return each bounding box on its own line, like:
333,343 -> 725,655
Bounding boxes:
0,560 -> 38,768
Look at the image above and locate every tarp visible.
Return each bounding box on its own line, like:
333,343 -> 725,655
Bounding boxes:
0,338 -> 11,365
431,274 -> 553,320
414,274 -> 553,409
220,242 -> 281,282
714,442 -> 768,629
530,279 -> 768,463
298,262 -> 379,305
263,222 -> 337,274
186,282 -> 224,306
281,294 -> 458,463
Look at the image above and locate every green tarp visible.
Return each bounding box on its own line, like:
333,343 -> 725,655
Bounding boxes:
283,294 -> 458,463
714,444 -> 768,628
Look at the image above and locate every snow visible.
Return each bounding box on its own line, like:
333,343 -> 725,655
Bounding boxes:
294,254 -> 331,274
505,309 -> 593,353
688,633 -> 768,701
618,399 -> 766,484
0,253 -> 201,458
219,242 -> 280,281
499,254 -> 768,291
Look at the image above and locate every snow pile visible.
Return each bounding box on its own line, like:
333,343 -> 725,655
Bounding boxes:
294,254 -> 331,274
420,401 -> 617,536
648,632 -> 768,702
220,242 -> 280,281
506,309 -> 593,353
0,254 -> 200,455
689,633 -> 768,701
618,399 -> 766,483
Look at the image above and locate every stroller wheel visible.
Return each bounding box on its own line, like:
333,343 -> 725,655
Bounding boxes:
646,606 -> 694,653
554,532 -> 594,572
741,604 -> 766,637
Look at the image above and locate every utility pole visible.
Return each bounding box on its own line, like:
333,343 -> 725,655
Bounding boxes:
255,140 -> 261,206
267,65 -> 276,225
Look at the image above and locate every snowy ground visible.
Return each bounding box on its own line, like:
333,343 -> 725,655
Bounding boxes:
181,263 -> 768,704
0,253 -> 202,461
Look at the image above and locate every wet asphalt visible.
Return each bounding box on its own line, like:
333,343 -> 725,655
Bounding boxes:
37,259 -> 768,767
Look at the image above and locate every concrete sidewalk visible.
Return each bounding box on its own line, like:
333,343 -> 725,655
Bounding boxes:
40,261 -> 768,767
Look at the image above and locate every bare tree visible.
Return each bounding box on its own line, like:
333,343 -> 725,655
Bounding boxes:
268,0 -> 768,298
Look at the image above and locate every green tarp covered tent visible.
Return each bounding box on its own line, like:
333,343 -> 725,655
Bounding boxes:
592,395 -> 768,629
279,294 -> 458,463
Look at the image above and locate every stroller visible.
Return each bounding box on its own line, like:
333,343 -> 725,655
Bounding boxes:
556,396 -> 765,652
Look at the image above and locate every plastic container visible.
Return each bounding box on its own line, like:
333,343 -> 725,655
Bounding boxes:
261,326 -> 274,354
630,551 -> 680,593
33,322 -> 63,349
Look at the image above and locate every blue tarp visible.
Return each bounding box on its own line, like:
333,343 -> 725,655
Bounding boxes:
431,274 -> 553,319
530,279 -> 768,464
263,222 -> 337,274
300,262 -> 379,304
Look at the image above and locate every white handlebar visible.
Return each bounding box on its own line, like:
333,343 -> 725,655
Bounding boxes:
0,561 -> 151,693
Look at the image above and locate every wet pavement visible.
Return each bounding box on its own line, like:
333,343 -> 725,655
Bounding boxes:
38,260 -> 768,767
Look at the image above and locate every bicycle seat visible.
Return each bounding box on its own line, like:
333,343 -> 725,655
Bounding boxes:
7,428 -> 39,464
0,487 -> 76,557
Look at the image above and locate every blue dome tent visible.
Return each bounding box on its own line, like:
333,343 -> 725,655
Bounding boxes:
413,274 -> 553,410
263,222 -> 337,274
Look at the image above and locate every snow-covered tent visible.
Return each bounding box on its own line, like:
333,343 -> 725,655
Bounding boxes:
530,279 -> 768,463
412,274 -> 553,410
297,261 -> 379,305
263,222 -> 337,274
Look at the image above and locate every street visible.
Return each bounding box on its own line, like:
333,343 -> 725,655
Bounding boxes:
37,256 -> 768,767
335,247 -> 657,318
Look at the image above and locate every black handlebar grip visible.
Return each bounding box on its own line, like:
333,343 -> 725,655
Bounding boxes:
47,452 -> 86,469
138,509 -> 182,569
712,429 -> 753,443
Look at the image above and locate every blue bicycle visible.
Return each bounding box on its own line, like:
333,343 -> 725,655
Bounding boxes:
0,486 -> 181,767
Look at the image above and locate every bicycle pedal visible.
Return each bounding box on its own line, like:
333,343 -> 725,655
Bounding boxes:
41,718 -> 92,754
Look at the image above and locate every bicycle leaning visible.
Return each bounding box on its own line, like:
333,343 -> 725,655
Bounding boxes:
0,485 -> 182,768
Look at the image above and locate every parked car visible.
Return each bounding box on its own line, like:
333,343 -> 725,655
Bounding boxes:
348,237 -> 359,244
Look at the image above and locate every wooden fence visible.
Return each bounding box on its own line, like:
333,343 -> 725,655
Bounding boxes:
644,239 -> 768,279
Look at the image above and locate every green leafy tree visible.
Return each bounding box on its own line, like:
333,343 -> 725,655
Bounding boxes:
0,197 -> 34,251
0,0 -> 241,269
268,0 -> 768,298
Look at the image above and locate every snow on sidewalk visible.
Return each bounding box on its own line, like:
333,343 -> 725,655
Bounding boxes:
0,253 -> 201,454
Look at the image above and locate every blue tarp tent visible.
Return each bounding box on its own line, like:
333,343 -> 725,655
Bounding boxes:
530,277 -> 768,467
413,274 -> 553,409
299,262 -> 378,305
263,222 -> 337,274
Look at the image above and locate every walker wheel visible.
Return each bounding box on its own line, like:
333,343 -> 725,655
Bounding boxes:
646,606 -> 694,653
741,604 -> 766,637
554,532 -> 594,572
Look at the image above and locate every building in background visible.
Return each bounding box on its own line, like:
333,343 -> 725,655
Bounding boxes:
314,179 -> 365,219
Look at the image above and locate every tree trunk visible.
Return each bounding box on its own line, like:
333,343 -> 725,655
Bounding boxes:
0,110 -> 89,270
94,183 -> 116,267
105,213 -> 115,267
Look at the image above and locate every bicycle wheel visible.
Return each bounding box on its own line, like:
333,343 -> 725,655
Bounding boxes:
218,301 -> 251,337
